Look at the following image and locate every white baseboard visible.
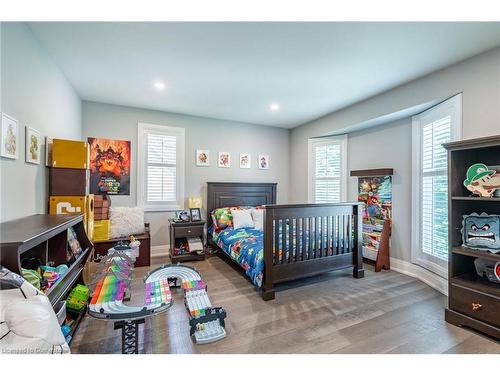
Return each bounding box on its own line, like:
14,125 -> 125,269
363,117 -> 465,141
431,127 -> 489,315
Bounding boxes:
390,257 -> 448,296
151,245 -> 169,257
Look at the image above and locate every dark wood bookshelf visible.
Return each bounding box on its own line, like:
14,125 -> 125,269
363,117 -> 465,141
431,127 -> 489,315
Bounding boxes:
350,168 -> 394,177
0,213 -> 92,345
443,135 -> 500,340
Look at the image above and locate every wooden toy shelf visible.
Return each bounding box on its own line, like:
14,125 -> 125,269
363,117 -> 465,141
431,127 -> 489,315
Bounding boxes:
0,214 -> 92,344
443,135 -> 500,340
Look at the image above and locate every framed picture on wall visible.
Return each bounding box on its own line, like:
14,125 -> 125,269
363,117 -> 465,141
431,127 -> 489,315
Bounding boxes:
196,149 -> 210,166
218,151 -> 231,168
45,136 -> 53,166
258,154 -> 269,170
1,113 -> 19,159
25,126 -> 42,164
239,153 -> 251,169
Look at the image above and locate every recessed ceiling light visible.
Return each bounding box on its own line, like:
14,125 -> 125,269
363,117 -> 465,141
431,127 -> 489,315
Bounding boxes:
270,103 -> 280,111
153,81 -> 166,91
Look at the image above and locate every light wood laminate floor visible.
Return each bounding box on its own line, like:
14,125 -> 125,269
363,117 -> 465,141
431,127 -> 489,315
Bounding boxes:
71,256 -> 500,354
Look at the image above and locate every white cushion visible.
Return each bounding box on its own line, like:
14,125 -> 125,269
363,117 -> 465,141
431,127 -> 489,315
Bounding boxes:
109,206 -> 145,239
251,209 -> 264,231
231,209 -> 254,229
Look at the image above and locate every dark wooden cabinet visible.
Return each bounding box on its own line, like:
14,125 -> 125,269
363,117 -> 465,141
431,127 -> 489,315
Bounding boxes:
443,135 -> 500,340
168,219 -> 206,263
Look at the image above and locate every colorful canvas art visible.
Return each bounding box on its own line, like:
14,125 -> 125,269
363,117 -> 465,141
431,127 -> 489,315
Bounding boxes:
25,127 -> 41,164
239,153 -> 251,169
88,137 -> 131,195
258,154 -> 269,170
196,149 -> 210,166
218,152 -> 231,168
1,113 -> 19,159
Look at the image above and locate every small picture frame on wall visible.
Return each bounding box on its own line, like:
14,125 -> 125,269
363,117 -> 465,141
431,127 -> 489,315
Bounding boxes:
218,151 -> 231,168
239,153 -> 251,169
196,149 -> 210,167
1,113 -> 19,159
258,154 -> 269,170
25,126 -> 42,164
190,208 -> 201,222
45,136 -> 53,166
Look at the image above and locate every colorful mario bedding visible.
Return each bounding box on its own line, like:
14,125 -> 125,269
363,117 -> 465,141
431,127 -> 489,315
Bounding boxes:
210,226 -> 265,287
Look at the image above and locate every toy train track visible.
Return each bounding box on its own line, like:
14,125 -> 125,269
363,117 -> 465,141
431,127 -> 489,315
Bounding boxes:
87,241 -> 226,352
145,264 -> 227,344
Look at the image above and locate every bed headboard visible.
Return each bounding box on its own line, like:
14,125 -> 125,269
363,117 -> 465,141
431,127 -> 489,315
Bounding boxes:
206,182 -> 277,228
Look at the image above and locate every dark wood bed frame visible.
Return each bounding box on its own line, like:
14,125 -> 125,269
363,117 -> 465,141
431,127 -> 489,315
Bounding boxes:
207,182 -> 364,301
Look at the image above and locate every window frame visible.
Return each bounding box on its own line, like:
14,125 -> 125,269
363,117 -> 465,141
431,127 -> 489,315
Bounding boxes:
411,94 -> 462,278
137,122 -> 185,212
308,135 -> 348,204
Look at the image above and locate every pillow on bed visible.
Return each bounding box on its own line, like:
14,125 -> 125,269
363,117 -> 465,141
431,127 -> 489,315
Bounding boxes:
231,209 -> 254,229
251,209 -> 264,231
211,205 -> 264,232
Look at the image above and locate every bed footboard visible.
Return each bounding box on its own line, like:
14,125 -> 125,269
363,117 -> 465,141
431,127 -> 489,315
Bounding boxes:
262,202 -> 364,301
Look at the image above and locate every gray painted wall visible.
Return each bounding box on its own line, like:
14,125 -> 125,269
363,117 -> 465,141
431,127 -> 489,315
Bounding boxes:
347,118 -> 412,262
0,22 -> 82,222
290,47 -> 500,203
82,101 -> 290,247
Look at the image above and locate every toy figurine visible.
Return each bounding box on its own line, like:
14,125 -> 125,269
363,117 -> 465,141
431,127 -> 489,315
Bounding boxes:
463,163 -> 500,197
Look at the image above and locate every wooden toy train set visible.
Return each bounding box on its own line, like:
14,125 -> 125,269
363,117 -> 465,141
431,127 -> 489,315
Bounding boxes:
87,240 -> 227,353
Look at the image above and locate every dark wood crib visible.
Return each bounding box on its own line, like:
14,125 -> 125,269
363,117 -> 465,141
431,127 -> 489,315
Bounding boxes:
207,182 -> 364,301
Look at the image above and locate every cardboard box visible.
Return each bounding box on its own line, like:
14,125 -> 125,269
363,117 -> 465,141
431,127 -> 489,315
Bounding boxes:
93,220 -> 111,241
49,168 -> 89,196
52,139 -> 89,169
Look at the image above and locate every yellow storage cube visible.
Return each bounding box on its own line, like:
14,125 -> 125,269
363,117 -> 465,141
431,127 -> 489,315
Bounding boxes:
52,138 -> 89,169
49,196 -> 87,215
93,220 -> 111,242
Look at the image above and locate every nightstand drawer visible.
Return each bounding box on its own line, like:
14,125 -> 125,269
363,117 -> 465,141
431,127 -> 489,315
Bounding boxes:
175,226 -> 204,238
449,285 -> 500,327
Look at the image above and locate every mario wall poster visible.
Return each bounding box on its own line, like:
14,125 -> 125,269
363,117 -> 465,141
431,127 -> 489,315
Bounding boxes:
358,176 -> 392,223
88,137 -> 131,195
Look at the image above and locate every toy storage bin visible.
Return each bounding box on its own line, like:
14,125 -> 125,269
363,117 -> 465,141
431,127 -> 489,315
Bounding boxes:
54,300 -> 67,326
52,138 -> 89,169
93,220 -> 111,241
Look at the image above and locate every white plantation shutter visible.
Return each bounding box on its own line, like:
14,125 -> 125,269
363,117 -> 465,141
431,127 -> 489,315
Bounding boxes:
412,94 -> 461,277
138,123 -> 185,211
146,133 -> 177,203
421,116 -> 451,260
309,136 -> 347,203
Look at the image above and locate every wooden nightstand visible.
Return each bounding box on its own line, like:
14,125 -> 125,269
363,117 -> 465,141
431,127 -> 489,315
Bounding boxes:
168,219 -> 207,263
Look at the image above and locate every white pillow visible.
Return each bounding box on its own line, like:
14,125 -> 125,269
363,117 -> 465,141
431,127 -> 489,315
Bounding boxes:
231,209 -> 254,229
109,206 -> 145,239
251,209 -> 264,231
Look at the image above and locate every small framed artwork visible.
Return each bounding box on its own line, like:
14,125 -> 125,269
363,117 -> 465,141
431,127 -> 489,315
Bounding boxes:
218,151 -> 231,168
1,113 -> 19,159
196,149 -> 210,167
190,208 -> 201,222
25,126 -> 42,164
45,136 -> 53,166
258,154 -> 270,170
239,153 -> 251,169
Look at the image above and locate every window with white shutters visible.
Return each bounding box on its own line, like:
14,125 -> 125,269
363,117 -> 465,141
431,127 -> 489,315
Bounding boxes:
309,136 -> 347,204
137,123 -> 185,211
411,94 -> 461,277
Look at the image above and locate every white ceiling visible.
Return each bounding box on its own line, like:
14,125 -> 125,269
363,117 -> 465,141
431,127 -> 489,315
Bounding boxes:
29,22 -> 500,128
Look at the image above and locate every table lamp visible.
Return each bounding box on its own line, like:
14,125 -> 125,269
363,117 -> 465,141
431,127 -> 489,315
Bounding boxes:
188,196 -> 203,209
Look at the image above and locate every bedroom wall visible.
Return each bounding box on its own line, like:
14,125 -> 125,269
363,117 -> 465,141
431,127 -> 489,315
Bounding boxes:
290,46 -> 500,204
0,22 -> 82,222
347,118 -> 412,262
82,101 -> 290,249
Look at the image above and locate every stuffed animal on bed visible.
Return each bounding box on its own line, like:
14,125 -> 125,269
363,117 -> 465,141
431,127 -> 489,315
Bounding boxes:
0,266 -> 70,354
